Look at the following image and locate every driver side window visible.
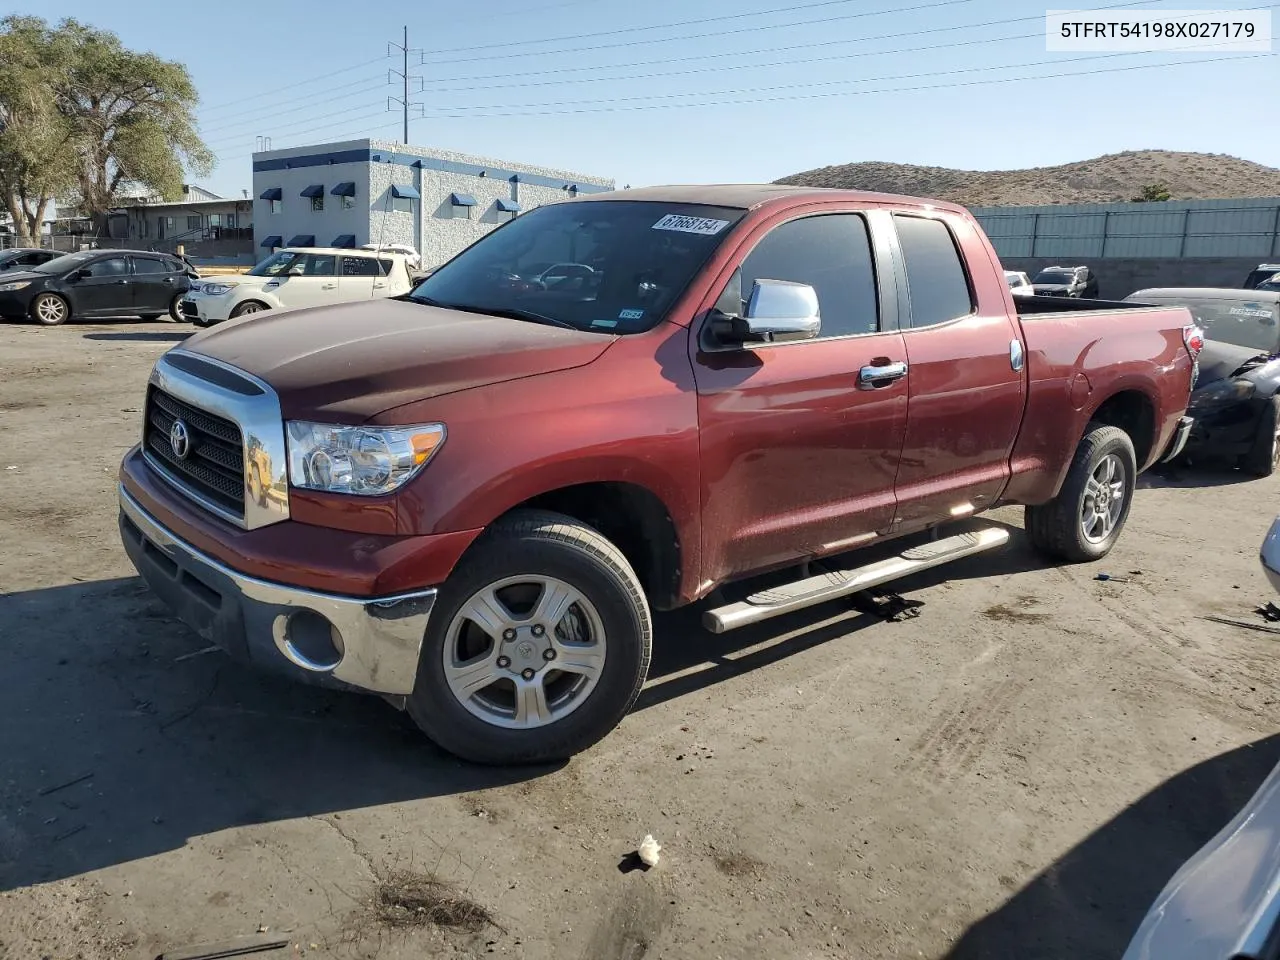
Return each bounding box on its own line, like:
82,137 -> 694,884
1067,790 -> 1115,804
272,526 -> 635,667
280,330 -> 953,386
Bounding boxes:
718,214 -> 880,339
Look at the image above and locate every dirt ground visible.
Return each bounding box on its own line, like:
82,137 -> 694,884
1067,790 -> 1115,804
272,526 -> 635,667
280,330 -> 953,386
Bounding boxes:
3,318 -> 1280,960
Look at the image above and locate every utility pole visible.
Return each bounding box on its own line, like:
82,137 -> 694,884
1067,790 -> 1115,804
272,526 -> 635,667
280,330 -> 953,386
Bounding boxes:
387,26 -> 424,145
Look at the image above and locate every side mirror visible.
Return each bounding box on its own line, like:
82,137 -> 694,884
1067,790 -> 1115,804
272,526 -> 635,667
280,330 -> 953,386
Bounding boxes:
712,279 -> 821,345
67,269 -> 86,281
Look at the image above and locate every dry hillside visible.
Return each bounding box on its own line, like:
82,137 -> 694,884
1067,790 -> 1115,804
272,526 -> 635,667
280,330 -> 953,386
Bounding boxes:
775,150 -> 1280,206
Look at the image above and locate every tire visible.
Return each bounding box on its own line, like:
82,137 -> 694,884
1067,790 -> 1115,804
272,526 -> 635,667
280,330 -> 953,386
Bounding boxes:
137,313 -> 162,321
230,300 -> 268,318
30,293 -> 70,326
1025,423 -> 1137,563
169,294 -> 185,322
407,509 -> 652,765
1242,397 -> 1280,478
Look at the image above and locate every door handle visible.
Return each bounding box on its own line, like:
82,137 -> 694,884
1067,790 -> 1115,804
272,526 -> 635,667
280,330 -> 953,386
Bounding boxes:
321,282 -> 337,289
373,281 -> 386,288
858,361 -> 908,388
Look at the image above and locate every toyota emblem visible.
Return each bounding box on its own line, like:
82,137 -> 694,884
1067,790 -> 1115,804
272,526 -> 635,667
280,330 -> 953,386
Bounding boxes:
169,419 -> 191,460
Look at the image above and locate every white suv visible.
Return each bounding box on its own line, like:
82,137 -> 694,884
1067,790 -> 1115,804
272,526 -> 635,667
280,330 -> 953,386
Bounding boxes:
180,247 -> 415,326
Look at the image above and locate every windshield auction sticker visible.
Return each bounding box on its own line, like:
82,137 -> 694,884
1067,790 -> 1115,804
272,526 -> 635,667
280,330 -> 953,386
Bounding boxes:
652,214 -> 731,236
1046,9 -> 1271,51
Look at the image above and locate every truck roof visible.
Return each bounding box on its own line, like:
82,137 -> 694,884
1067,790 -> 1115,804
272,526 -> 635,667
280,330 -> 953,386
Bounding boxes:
574,183 -> 969,215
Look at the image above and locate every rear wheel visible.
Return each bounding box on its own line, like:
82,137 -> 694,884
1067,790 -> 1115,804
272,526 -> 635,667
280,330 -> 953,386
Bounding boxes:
1026,423 -> 1137,563
230,300 -> 267,318
169,294 -> 185,322
31,293 -> 70,326
407,510 -> 652,765
1242,397 -> 1280,478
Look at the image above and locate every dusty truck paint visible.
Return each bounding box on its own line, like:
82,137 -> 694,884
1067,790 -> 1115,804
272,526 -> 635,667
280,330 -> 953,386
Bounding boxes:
117,185 -> 1199,764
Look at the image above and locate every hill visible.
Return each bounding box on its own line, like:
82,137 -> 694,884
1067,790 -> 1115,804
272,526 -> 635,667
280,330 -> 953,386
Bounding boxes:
774,150 -> 1280,206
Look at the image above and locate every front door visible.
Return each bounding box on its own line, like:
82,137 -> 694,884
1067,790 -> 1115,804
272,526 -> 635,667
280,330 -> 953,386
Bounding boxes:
888,212 -> 1025,531
71,254 -> 132,316
264,252 -> 340,309
692,210 -> 910,584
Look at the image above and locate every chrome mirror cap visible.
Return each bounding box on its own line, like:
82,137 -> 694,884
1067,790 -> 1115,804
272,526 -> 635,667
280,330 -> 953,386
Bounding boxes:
742,279 -> 821,342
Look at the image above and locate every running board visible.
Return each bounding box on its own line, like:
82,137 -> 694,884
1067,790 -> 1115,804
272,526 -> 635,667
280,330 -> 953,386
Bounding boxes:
701,527 -> 1010,634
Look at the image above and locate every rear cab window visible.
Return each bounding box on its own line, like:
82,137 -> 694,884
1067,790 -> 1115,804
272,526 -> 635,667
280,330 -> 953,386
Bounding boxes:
893,214 -> 975,328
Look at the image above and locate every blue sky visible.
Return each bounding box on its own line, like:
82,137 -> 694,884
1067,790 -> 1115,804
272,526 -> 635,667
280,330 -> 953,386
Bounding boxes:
19,0 -> 1280,197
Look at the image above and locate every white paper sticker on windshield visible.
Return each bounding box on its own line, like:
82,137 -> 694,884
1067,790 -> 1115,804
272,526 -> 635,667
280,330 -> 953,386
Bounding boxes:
1230,306 -> 1274,319
652,214 -> 730,236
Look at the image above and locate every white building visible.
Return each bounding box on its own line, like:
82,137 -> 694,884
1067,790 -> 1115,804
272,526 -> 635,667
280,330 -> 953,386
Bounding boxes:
251,138 -> 614,268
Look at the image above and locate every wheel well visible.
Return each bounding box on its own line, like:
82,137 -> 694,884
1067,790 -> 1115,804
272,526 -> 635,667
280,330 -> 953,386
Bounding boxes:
502,482 -> 682,611
1090,390 -> 1155,465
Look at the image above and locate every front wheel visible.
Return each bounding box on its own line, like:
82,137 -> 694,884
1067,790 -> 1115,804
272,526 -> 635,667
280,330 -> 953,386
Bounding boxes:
169,294 -> 185,322
1026,423 -> 1137,563
230,300 -> 268,318
407,510 -> 652,765
31,293 -> 70,326
1242,397 -> 1280,478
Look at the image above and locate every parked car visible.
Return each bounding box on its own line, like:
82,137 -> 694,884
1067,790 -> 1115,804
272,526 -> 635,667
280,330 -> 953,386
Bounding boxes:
1244,263 -> 1280,289
117,185 -> 1198,764
0,250 -> 191,326
1257,272 -> 1280,293
178,247 -> 415,326
361,242 -> 422,270
1032,265 -> 1100,298
1125,288 -> 1280,476
0,247 -> 60,272
1004,270 -> 1034,296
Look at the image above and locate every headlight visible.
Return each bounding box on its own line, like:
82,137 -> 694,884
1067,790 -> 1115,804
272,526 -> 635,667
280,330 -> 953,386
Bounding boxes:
286,421 -> 446,495
202,282 -> 237,296
0,280 -> 31,292
1190,378 -> 1255,410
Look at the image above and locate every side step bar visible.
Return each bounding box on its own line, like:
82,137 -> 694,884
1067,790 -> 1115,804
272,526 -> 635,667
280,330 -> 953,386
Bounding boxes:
702,527 -> 1010,634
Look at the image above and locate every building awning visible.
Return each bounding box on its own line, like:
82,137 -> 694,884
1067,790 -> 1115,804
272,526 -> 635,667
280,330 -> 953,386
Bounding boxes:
495,198 -> 521,213
391,184 -> 421,200
332,234 -> 356,248
260,235 -> 283,248
449,192 -> 477,207
259,187 -> 283,201
330,181 -> 356,197
287,234 -> 315,247
299,184 -> 325,198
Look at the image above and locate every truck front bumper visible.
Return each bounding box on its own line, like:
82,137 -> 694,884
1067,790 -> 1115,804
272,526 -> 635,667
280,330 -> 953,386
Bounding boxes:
119,485 -> 435,696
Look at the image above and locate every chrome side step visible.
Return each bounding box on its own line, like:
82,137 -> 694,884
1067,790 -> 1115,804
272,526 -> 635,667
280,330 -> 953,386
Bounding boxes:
701,527 -> 1010,634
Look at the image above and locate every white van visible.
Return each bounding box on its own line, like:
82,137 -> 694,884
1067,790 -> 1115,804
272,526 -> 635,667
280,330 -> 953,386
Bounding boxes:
180,247 -> 415,327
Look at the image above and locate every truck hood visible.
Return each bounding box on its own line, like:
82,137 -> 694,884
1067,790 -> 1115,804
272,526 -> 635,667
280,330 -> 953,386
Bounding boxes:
181,298 -> 615,420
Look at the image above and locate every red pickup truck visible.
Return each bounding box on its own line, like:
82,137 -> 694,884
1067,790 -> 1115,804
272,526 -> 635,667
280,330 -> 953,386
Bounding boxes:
118,185 -> 1199,764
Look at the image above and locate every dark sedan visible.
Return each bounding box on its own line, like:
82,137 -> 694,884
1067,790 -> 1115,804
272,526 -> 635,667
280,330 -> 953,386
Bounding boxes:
1126,287 -> 1280,476
0,250 -> 191,326
0,247 -> 60,272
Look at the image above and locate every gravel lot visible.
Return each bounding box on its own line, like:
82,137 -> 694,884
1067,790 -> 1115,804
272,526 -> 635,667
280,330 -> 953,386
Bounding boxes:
3,319 -> 1280,960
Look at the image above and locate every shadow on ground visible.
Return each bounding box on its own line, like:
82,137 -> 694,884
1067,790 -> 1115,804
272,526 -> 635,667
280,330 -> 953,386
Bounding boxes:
82,331 -> 191,343
945,733 -> 1280,959
1139,461 -> 1262,490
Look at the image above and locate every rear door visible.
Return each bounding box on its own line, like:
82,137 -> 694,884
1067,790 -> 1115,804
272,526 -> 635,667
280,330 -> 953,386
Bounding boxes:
887,211 -> 1025,532
691,208 -> 910,583
339,255 -> 379,301
129,255 -> 176,312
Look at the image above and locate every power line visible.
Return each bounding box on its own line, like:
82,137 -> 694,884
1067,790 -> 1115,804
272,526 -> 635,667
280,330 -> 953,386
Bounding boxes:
420,0 -> 1170,89
424,0 -> 984,66
418,51 -> 1275,119
199,56 -> 389,114
203,99 -> 390,150
199,79 -> 387,138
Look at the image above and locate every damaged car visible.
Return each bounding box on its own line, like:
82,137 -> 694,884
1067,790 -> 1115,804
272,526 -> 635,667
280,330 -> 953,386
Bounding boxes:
1126,287 -> 1280,476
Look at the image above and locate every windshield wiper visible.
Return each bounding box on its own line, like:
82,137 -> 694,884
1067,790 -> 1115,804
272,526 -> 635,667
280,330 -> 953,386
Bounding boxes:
408,295 -> 581,330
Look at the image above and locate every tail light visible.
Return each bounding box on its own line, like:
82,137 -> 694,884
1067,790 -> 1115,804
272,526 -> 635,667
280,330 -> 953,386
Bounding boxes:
1183,324 -> 1205,358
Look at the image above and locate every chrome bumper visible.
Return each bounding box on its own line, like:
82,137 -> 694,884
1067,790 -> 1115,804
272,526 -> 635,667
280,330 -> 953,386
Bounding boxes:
1262,516 -> 1280,595
118,485 -> 435,696
1159,415 -> 1195,464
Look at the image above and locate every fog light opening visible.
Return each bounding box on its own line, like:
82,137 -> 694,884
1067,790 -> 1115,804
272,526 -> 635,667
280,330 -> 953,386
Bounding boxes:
273,609 -> 344,672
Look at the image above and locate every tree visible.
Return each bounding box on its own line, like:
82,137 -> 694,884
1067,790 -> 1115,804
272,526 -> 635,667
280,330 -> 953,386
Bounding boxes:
1131,183 -> 1172,203
0,16 -> 213,241
0,17 -> 77,242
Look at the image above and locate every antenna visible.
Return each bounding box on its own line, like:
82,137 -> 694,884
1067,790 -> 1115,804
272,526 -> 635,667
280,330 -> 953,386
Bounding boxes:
387,26 -> 425,145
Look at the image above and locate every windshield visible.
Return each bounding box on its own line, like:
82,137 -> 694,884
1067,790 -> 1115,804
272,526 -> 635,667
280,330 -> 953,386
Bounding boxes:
1145,296 -> 1280,353
1034,270 -> 1074,284
33,252 -> 93,274
409,201 -> 746,334
1006,273 -> 1026,288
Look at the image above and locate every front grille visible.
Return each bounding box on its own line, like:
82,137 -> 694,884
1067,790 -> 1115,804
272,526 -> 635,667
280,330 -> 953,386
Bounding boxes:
144,386 -> 245,519
181,300 -> 198,318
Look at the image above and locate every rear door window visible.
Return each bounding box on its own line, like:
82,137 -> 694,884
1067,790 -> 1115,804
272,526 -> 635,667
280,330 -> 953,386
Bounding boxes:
81,256 -> 129,278
341,256 -> 390,276
132,257 -> 167,275
894,215 -> 974,328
